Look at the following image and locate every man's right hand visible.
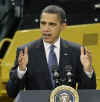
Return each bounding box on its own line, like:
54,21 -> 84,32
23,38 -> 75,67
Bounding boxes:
18,47 -> 28,71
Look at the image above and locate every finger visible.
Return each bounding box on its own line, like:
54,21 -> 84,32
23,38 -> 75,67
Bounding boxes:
19,56 -> 27,66
19,50 -> 23,57
87,51 -> 91,57
81,46 -> 84,55
19,58 -> 24,65
24,47 -> 28,56
18,59 -> 22,65
18,55 -> 23,64
18,50 -> 23,63
85,48 -> 91,56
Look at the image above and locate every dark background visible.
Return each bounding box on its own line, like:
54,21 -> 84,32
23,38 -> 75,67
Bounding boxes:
21,0 -> 100,29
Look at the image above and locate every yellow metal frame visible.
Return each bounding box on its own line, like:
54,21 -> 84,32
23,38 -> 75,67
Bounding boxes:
0,23 -> 100,95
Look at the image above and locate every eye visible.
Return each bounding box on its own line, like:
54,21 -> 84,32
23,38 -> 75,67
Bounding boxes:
49,22 -> 57,26
40,21 -> 46,25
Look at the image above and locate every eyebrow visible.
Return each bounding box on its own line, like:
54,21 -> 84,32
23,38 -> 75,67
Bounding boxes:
40,21 -> 57,26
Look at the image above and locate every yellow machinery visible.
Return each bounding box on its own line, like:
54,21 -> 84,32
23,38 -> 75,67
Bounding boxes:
0,23 -> 100,95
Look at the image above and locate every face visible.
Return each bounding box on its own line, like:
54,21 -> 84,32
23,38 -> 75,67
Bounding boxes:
40,13 -> 65,44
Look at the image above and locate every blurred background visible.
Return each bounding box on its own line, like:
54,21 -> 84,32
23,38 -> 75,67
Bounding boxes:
0,0 -> 100,102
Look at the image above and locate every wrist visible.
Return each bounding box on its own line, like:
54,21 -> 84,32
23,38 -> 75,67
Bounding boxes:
84,64 -> 93,72
19,65 -> 27,71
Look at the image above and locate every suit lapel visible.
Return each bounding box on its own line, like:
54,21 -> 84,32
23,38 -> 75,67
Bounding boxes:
59,39 -> 73,70
37,39 -> 53,89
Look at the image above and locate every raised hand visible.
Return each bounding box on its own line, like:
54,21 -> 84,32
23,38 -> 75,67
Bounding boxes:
18,47 -> 28,71
80,47 -> 92,72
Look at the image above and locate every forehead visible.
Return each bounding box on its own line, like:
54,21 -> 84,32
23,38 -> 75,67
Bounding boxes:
40,13 -> 60,22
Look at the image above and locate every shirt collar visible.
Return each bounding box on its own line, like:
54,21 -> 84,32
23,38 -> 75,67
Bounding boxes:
43,37 -> 60,50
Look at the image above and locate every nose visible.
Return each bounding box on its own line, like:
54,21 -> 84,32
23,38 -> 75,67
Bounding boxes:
43,24 -> 50,32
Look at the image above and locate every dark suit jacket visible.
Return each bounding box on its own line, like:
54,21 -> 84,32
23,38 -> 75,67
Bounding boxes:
6,38 -> 96,98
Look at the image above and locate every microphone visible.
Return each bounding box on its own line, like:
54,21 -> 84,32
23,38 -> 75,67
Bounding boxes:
52,65 -> 59,79
52,65 -> 60,87
64,65 -> 73,85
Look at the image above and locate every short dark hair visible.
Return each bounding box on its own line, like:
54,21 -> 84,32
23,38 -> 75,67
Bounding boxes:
40,5 -> 67,23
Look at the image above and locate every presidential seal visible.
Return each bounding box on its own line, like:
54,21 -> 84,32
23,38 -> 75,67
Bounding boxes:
50,85 -> 79,102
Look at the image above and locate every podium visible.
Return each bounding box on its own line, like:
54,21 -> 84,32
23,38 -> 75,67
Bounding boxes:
14,90 -> 100,102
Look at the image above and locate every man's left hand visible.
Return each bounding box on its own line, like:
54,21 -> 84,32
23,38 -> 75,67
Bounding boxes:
80,47 -> 92,72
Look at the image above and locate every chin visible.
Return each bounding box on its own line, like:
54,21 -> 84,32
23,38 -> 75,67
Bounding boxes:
44,39 -> 53,44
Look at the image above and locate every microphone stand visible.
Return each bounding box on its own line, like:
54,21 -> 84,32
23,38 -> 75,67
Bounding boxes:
52,65 -> 60,87
64,65 -> 73,86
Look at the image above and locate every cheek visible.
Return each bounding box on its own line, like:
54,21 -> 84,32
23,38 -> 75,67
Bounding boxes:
40,25 -> 44,30
53,29 -> 61,35
40,27 -> 44,33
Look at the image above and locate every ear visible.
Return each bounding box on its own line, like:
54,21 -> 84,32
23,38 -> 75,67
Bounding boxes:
61,23 -> 67,31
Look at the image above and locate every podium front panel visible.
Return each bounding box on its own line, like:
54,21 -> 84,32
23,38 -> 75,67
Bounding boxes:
14,90 -> 100,102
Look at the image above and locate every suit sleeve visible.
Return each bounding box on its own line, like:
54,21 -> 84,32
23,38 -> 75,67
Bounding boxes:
6,48 -> 26,98
76,47 -> 96,89
77,65 -> 96,89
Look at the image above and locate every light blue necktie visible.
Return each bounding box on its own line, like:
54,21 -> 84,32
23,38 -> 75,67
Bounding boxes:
48,45 -> 58,88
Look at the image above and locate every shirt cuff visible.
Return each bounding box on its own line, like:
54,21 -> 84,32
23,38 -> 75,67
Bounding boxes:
84,69 -> 94,78
17,66 -> 27,79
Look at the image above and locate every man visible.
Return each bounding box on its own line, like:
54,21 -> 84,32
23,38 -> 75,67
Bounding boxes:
6,5 -> 96,98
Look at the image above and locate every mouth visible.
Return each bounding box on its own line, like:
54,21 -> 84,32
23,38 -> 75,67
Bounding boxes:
42,33 -> 52,39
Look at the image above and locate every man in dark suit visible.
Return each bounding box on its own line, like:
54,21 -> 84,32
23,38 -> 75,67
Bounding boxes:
6,5 -> 96,98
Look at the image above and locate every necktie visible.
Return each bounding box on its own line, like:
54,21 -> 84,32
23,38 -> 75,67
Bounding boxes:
48,45 -> 58,88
